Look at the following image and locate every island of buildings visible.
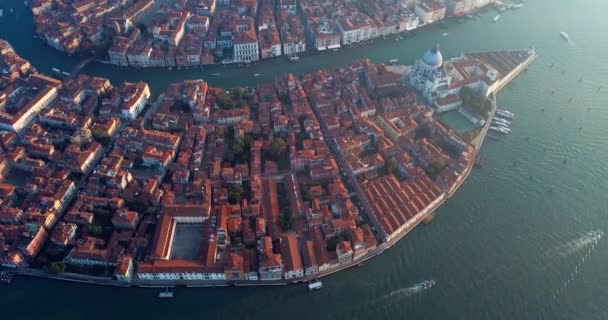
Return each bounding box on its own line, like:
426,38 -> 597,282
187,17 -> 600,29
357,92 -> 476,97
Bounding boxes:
0,38 -> 535,285
30,0 -> 495,67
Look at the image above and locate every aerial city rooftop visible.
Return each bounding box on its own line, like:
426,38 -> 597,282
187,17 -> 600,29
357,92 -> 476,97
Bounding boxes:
0,36 -> 535,285
30,0 -> 494,67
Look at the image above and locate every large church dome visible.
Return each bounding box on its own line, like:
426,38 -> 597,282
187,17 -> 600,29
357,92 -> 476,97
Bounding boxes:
422,44 -> 443,68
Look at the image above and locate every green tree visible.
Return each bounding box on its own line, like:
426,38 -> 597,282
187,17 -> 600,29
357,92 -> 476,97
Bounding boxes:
216,93 -> 235,109
232,87 -> 245,100
302,186 -> 314,202
426,157 -> 447,179
228,185 -> 245,204
49,261 -> 66,274
232,141 -> 245,156
87,225 -> 103,237
430,157 -> 446,172
270,138 -> 287,159
385,157 -> 398,175
279,213 -> 294,231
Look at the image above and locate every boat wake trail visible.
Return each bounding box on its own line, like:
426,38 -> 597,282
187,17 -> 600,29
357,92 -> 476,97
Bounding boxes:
554,230 -> 603,257
380,280 -> 436,301
551,230 -> 603,300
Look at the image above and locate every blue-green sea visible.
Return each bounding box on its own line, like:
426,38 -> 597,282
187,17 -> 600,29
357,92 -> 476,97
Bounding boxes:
1,0 -> 608,319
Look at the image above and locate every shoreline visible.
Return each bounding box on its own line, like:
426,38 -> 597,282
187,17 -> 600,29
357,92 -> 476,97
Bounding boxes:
5,51 -> 539,290
35,7 -> 496,74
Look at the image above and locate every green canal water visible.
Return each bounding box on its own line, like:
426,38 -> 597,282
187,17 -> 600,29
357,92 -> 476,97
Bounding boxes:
1,0 -> 608,319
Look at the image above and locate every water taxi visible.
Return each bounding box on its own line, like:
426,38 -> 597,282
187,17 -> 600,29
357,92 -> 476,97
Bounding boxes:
289,54 -> 300,62
308,280 -> 323,291
489,126 -> 510,134
159,287 -> 174,299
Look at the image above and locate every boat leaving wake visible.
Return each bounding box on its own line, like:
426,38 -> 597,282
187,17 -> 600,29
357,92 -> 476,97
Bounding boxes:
555,230 -> 603,257
381,280 -> 436,300
552,230 -> 603,300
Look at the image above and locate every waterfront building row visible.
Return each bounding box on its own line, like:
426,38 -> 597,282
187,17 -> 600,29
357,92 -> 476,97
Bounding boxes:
30,0 -> 494,68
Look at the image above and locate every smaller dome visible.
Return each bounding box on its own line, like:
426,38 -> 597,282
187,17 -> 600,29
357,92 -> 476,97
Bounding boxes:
422,44 -> 443,68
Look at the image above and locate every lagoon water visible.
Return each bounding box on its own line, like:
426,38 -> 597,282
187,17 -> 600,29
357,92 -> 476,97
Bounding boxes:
1,0 -> 608,319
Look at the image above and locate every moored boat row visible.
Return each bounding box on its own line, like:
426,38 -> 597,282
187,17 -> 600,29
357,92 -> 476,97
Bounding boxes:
0,271 -> 15,284
490,109 -> 516,135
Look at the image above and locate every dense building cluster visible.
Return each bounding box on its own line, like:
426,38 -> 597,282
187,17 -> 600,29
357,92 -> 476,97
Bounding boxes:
31,0 -> 493,67
0,38 -> 534,284
300,59 -> 476,242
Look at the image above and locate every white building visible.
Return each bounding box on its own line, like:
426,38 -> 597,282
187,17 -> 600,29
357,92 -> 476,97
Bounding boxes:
115,256 -> 135,282
120,82 -> 150,120
470,0 -> 492,11
407,44 -> 450,101
414,0 -> 447,25
338,19 -> 374,45
137,269 -> 226,281
0,86 -> 58,133
233,32 -> 260,63
447,0 -> 467,16
433,94 -> 462,112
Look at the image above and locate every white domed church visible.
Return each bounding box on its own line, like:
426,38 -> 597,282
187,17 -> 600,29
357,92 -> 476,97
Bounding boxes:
407,44 -> 451,101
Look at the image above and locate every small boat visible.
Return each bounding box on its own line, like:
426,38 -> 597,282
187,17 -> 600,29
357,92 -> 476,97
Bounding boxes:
288,54 -> 300,62
499,126 -> 512,132
441,33 -> 449,37
489,126 -> 510,134
308,280 -> 323,291
253,73 -> 261,77
493,14 -> 501,23
159,287 -> 174,299
560,32 -> 569,41
499,109 -> 515,116
0,9 -> 3,17
388,58 -> 399,65
210,73 -> 221,76
496,110 -> 515,119
512,4 -> 523,9
492,118 -> 511,126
